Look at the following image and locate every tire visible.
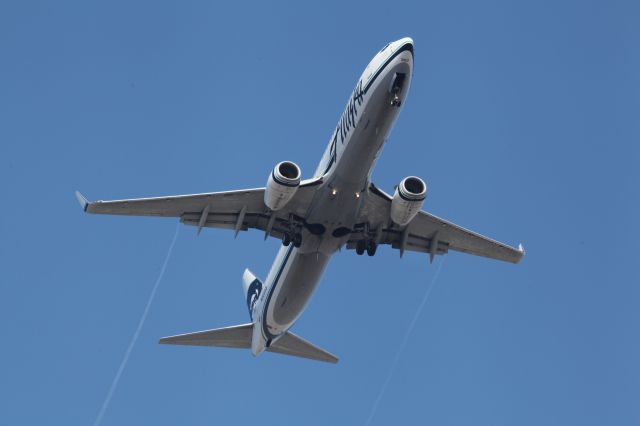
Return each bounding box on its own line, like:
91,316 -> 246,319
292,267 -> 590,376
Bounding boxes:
356,240 -> 365,255
366,241 -> 377,257
282,233 -> 291,246
293,233 -> 302,248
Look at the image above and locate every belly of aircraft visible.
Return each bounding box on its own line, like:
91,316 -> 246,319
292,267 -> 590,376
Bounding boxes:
306,61 -> 409,225
265,250 -> 329,336
263,54 -> 414,337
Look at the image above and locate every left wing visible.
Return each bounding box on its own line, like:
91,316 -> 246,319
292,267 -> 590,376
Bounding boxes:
349,183 -> 524,263
75,178 -> 322,239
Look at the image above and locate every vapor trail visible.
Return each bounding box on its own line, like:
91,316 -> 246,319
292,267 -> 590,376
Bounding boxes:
365,258 -> 445,426
94,223 -> 180,426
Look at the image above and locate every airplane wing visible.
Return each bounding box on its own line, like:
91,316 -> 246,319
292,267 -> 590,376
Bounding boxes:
349,183 -> 525,264
75,178 -> 323,239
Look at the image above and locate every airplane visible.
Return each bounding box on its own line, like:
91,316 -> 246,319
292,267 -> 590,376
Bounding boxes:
76,37 -> 524,364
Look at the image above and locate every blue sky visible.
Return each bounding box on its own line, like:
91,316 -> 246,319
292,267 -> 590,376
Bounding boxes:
1,1 -> 639,425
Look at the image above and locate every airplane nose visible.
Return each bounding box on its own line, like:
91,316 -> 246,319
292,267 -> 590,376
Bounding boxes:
393,37 -> 414,55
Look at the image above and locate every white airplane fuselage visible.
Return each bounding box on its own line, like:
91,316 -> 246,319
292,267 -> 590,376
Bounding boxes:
251,38 -> 414,355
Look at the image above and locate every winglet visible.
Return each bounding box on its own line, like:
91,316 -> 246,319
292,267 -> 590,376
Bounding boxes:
75,191 -> 89,212
516,243 -> 526,263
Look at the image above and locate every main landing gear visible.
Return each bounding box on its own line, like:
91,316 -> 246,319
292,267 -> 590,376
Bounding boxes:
354,222 -> 379,256
282,232 -> 302,248
281,214 -> 303,248
356,239 -> 377,256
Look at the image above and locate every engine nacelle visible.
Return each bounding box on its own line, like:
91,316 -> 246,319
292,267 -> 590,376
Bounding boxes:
390,176 -> 427,226
264,161 -> 302,211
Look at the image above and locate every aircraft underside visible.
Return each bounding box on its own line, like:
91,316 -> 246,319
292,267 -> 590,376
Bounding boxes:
77,37 -> 524,363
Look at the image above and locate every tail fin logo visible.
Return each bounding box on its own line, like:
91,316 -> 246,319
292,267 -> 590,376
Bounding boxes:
246,279 -> 263,320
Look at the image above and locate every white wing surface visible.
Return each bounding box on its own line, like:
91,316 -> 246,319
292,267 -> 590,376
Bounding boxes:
269,331 -> 339,364
160,324 -> 338,363
159,324 -> 253,348
351,183 -> 524,263
76,178 -> 322,240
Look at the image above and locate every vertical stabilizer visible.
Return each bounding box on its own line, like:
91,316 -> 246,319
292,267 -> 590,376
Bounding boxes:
242,268 -> 263,321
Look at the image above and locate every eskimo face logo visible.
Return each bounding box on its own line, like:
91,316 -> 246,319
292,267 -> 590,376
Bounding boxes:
246,279 -> 263,320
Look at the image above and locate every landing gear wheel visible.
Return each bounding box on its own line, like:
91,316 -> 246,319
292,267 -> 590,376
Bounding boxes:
293,233 -> 302,248
282,233 -> 291,246
366,241 -> 377,257
356,240 -> 366,255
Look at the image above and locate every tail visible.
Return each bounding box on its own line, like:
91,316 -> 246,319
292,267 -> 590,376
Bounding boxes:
159,324 -> 338,363
242,268 -> 262,321
159,268 -> 339,363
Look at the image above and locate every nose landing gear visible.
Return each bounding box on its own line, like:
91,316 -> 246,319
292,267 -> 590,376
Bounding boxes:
389,72 -> 406,107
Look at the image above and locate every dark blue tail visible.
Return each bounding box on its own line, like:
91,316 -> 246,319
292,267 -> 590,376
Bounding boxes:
242,269 -> 262,321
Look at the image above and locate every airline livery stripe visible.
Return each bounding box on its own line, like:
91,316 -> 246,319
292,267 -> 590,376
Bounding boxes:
261,245 -> 295,340
321,43 -> 413,176
363,43 -> 413,94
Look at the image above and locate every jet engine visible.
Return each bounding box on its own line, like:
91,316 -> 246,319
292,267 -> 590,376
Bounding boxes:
390,176 -> 427,226
264,161 -> 302,211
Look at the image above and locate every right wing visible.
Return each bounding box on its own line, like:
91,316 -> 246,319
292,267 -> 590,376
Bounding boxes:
350,183 -> 524,264
75,178 -> 322,239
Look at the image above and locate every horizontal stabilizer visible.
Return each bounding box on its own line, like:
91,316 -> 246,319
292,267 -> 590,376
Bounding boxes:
159,323 -> 253,349
159,324 -> 338,363
269,331 -> 339,364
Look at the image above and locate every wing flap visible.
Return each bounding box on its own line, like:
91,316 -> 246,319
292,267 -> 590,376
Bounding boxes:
180,212 -> 290,241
